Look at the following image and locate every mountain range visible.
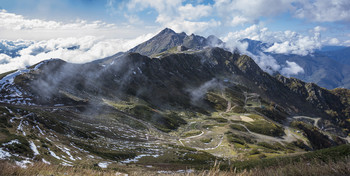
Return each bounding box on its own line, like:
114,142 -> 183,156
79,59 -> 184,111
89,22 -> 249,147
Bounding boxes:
0,28 -> 349,173
241,38 -> 350,89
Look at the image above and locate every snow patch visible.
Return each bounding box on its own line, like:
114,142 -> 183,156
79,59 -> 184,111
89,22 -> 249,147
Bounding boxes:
2,139 -> 20,146
57,146 -> 75,161
70,143 -> 89,153
5,107 -> 13,114
17,119 -> 26,136
42,158 -> 51,164
48,148 -> 61,160
0,148 -> 11,159
157,169 -> 194,174
98,162 -> 111,168
0,69 -> 30,89
29,141 -> 39,155
33,60 -> 48,70
61,162 -> 73,166
15,160 -> 32,168
36,125 -> 44,135
120,154 -> 159,164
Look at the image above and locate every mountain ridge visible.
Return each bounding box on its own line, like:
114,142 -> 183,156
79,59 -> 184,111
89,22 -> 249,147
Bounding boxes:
0,28 -> 349,171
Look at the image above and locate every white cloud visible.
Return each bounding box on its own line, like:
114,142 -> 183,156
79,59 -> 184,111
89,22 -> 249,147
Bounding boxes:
280,61 -> 304,76
230,16 -> 250,26
265,37 -> 320,56
166,20 -> 221,34
223,25 -> 322,56
313,26 -> 327,33
0,9 -> 114,31
252,52 -> 281,74
125,0 -> 219,34
124,14 -> 143,24
178,4 -> 213,20
213,0 -> 350,25
328,38 -> 340,45
0,34 -> 154,74
223,39 -> 249,54
127,0 -> 182,24
213,0 -> 292,26
294,0 -> 350,22
221,25 -> 308,75
0,9 -> 155,40
223,25 -> 272,43
0,54 -> 11,65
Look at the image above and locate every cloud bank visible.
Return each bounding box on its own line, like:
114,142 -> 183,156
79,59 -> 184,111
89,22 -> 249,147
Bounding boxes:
119,0 -> 350,35
0,9 -> 155,40
0,34 -> 154,74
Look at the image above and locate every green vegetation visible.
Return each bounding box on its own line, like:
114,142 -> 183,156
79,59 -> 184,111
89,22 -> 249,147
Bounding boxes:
200,138 -> 213,143
227,144 -> 350,171
205,92 -> 227,111
183,151 -> 216,164
0,130 -> 33,158
230,106 -> 247,113
229,124 -> 248,132
208,117 -> 228,123
290,121 -> 336,149
107,100 -> 186,132
257,142 -> 284,151
226,132 -> 254,145
71,141 -> 136,161
181,130 -> 202,138
241,118 -> 285,137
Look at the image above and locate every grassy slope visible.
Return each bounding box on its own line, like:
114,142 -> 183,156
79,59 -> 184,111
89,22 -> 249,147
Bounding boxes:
0,144 -> 349,176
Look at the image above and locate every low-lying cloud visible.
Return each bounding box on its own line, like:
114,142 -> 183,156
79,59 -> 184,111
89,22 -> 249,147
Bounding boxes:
0,34 -> 154,74
221,26 -> 306,76
280,61 -> 304,77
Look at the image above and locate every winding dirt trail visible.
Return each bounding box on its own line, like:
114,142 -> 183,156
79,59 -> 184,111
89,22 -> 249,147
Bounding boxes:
292,116 -> 321,128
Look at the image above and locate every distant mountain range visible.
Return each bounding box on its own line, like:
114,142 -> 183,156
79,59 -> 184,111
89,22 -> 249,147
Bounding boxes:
240,39 -> 350,89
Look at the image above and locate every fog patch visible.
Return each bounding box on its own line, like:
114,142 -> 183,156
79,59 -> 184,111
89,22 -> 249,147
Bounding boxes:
187,79 -> 224,105
280,61 -> 304,77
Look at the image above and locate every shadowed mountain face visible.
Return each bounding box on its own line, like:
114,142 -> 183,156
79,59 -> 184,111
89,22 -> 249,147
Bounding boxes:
0,28 -> 349,170
3,47 -> 345,118
321,47 -> 350,66
129,28 -> 222,56
2,46 -> 349,133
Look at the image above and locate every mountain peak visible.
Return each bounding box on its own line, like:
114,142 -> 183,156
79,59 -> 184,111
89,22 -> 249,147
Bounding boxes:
129,28 -> 223,56
159,28 -> 176,35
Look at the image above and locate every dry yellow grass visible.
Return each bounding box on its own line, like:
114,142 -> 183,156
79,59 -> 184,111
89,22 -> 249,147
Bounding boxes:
0,161 -> 117,176
239,116 -> 254,122
1,158 -> 349,176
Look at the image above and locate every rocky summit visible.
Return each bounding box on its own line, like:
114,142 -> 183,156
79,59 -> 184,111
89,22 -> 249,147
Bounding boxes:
0,28 -> 349,174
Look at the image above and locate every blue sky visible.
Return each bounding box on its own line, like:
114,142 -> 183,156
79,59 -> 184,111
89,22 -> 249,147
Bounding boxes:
0,0 -> 350,73
0,0 -> 349,43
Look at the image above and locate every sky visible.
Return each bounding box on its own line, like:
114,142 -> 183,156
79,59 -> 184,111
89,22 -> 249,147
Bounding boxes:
0,0 -> 350,74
